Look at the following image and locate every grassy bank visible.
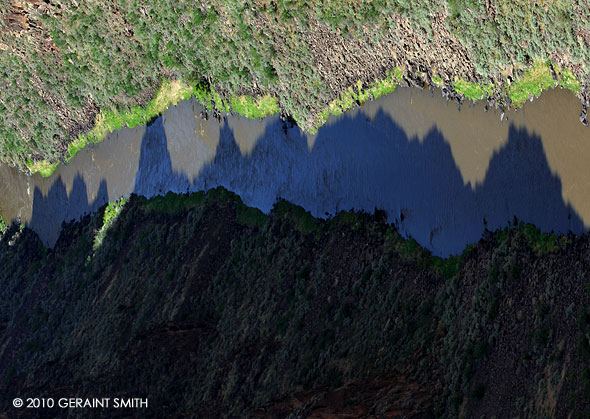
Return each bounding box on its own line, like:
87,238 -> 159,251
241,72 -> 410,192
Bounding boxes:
25,80 -> 196,177
452,60 -> 582,105
453,78 -> 495,101
27,66 -> 408,176
1,0 -> 588,175
93,197 -> 127,251
29,61 -> 584,178
507,60 -> 555,107
27,68 -> 407,177
312,68 -> 404,132
28,80 -> 281,178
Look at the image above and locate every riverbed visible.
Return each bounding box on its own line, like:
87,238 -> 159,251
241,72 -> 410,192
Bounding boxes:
1,87 -> 588,256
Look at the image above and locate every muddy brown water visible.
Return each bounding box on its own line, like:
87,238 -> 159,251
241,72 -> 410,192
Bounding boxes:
0,87 -> 588,256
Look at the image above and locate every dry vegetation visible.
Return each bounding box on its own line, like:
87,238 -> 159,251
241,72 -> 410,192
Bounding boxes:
0,0 -> 588,172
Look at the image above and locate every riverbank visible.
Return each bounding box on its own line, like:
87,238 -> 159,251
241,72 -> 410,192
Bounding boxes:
2,86 -> 587,257
1,188 -> 590,417
1,1 -> 589,175
28,62 -> 587,178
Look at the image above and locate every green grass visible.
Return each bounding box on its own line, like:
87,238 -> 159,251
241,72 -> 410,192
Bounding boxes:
554,66 -> 582,94
67,80 -> 195,162
453,60 -> 582,106
366,68 -> 404,100
453,78 -> 495,101
3,0 -> 589,176
25,56 -> 582,181
195,84 -> 280,119
312,68 -> 403,132
27,58 -> 583,180
93,197 -> 127,250
0,214 -> 7,235
194,84 -> 231,113
229,95 -> 280,119
508,60 -> 555,107
29,80 -> 196,177
26,160 -> 61,178
27,56 -> 581,177
29,81 -> 281,177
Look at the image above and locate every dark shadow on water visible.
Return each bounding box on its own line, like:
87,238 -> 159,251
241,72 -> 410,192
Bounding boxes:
29,175 -> 108,246
133,117 -> 191,196
29,105 -> 585,256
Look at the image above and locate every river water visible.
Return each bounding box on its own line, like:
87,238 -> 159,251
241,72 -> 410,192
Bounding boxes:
0,87 -> 588,256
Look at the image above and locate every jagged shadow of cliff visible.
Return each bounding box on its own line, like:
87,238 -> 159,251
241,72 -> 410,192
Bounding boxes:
30,105 -> 585,256
29,175 -> 109,246
128,108 -> 585,256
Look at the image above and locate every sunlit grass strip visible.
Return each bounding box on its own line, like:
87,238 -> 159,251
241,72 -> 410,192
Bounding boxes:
431,74 -> 443,86
28,61 -> 582,178
74,83 -> 278,162
229,95 -> 279,119
508,60 -> 554,107
29,80 -> 195,178
453,78 -> 495,101
312,67 -> 404,132
93,197 -> 127,251
0,214 -> 7,235
194,85 -> 230,113
195,85 -> 279,119
454,60 -> 581,107
26,159 -> 60,178
30,80 -> 281,178
554,65 -> 582,94
67,80 -> 195,162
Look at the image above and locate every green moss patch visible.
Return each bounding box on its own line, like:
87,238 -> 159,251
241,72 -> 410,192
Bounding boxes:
26,159 -> 61,178
312,68 -> 403,132
0,214 -> 7,235
555,66 -> 582,94
453,78 -> 494,101
230,95 -> 280,119
508,60 -> 555,107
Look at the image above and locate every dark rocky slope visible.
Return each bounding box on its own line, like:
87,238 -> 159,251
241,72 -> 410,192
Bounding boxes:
0,188 -> 590,418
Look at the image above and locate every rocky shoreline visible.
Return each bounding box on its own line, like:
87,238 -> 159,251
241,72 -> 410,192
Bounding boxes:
399,65 -> 590,126
203,66 -> 590,140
